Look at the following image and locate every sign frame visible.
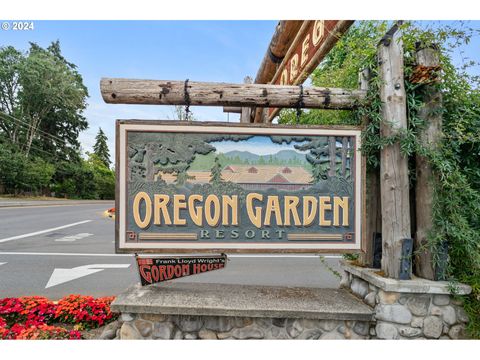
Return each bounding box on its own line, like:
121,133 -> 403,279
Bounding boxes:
116,120 -> 366,254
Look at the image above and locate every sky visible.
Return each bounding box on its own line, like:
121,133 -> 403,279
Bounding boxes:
1,20 -> 479,163
213,137 -> 308,156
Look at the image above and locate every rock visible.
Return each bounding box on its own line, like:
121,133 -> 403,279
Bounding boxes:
448,324 -> 466,339
173,330 -> 183,340
120,322 -> 142,340
267,326 -> 289,339
433,295 -> 450,306
175,315 -> 203,332
300,319 -> 320,329
451,298 -> 464,306
364,292 -> 376,307
410,316 -> 423,328
152,322 -> 175,340
134,319 -> 153,337
456,307 -> 469,323
443,324 -> 450,335
140,313 -> 167,322
234,317 -> 253,327
232,325 -> 264,339
297,329 -> 323,340
369,327 -> 376,337
272,318 -> 287,327
430,306 -> 442,316
99,320 -> 120,340
318,320 -> 339,332
121,313 -> 135,322
204,317 -> 234,332
320,330 -> 344,339
351,278 -> 369,298
338,325 -> 346,335
398,295 -> 408,305
398,327 -> 422,338
286,319 -> 303,338
375,304 -> 412,324
406,296 -> 431,316
378,290 -> 400,305
441,306 -> 457,325
217,332 -> 232,340
198,329 -> 217,340
255,318 -> 272,328
353,322 -> 369,336
339,272 -> 351,288
184,333 -> 198,340
375,322 -> 399,340
423,316 -> 443,339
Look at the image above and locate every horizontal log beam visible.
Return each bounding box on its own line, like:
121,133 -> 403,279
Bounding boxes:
100,78 -> 366,110
223,106 -> 242,113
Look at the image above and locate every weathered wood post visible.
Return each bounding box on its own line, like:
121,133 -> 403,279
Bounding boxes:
413,43 -> 443,280
358,68 -> 382,267
377,23 -> 411,278
240,76 -> 253,123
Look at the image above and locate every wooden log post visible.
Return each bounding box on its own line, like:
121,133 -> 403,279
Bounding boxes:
358,68 -> 382,267
414,43 -> 442,280
377,24 -> 411,279
100,78 -> 366,110
240,76 -> 253,123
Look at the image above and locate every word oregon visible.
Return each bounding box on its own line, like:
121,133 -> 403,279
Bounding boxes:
132,192 -> 350,228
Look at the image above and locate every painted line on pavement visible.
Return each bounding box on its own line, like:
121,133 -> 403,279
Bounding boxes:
55,233 -> 93,242
0,262 -> 6,266
0,220 -> 92,243
0,251 -> 342,259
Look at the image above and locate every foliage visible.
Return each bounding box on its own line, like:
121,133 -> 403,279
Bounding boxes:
93,127 -> 111,168
0,41 -> 88,160
0,295 -> 117,340
280,20 -> 480,337
0,142 -> 55,194
210,155 -> 223,184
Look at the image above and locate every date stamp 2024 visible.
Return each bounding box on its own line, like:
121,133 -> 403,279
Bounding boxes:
1,21 -> 35,31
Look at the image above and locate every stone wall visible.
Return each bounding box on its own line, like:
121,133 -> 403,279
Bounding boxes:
341,261 -> 471,339
106,313 -> 371,340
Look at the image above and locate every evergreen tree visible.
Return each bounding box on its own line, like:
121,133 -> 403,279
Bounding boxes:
93,128 -> 111,168
210,155 -> 223,185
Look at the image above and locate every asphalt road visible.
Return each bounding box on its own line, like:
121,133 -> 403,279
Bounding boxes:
0,201 -> 342,299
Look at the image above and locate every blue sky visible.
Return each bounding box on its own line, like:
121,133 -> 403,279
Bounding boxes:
1,20 -> 479,161
214,136 -> 309,156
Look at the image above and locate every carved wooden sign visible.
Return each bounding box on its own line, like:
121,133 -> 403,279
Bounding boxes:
266,20 -> 353,121
116,121 -> 364,254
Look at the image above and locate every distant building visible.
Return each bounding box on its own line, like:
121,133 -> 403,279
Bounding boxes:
158,165 -> 313,191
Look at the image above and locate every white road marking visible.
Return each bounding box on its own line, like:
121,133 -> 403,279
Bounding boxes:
55,233 -> 93,242
0,262 -> 6,266
45,263 -> 131,288
0,251 -> 342,259
0,220 -> 92,243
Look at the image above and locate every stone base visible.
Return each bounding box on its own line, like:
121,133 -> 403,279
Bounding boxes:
341,260 -> 472,339
110,282 -> 374,340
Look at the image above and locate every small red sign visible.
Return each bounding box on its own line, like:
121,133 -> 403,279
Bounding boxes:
135,255 -> 227,285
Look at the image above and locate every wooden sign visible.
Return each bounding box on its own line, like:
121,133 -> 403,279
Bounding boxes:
136,255 -> 227,285
116,121 -> 364,254
266,20 -> 353,122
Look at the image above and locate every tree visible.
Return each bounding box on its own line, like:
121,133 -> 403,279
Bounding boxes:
0,41 -> 88,160
210,155 -> 223,185
93,128 -> 111,168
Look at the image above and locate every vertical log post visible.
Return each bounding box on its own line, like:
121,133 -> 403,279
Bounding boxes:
377,24 -> 411,279
240,76 -> 253,123
414,43 -> 442,280
358,68 -> 382,267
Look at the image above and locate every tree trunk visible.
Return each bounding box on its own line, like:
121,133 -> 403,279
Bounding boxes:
100,78 -> 366,110
414,44 -> 442,280
378,24 -> 411,279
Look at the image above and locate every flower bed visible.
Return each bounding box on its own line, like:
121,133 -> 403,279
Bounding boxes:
0,295 -> 117,340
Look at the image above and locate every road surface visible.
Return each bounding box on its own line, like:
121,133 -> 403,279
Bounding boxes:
0,201 -> 342,299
